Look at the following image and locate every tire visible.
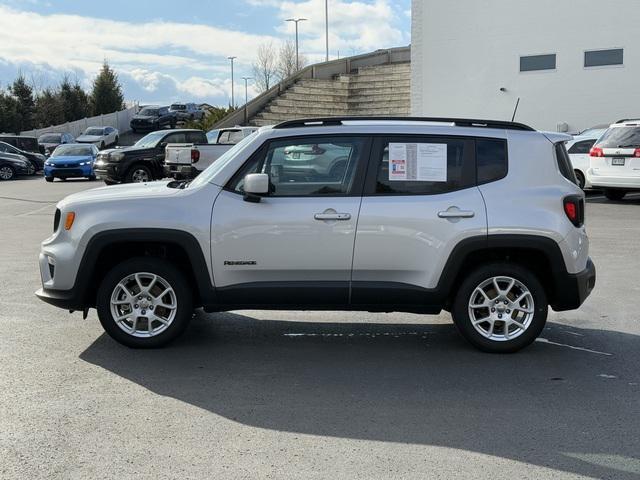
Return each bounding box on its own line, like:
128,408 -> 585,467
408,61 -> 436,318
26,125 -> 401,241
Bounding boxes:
114,136 -> 119,146
0,165 -> 15,180
103,179 -> 118,186
96,257 -> 194,348
451,263 -> 548,353
131,128 -> 137,134
87,175 -> 97,181
45,176 -> 54,182
29,161 -> 38,175
125,164 -> 152,183
604,189 -> 627,201
574,170 -> 585,190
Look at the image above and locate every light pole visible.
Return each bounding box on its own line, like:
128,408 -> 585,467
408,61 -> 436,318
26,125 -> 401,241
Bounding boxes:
325,0 -> 329,62
285,18 -> 307,70
241,77 -> 253,125
227,56 -> 237,108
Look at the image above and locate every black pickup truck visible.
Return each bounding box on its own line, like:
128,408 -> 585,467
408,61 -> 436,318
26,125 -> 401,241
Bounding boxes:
93,129 -> 207,184
130,105 -> 177,132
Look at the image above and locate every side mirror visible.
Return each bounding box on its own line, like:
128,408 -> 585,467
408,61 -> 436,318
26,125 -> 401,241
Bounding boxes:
243,173 -> 269,203
159,142 -> 167,149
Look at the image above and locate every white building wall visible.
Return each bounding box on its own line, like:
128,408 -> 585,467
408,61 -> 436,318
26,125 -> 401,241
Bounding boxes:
411,0 -> 640,132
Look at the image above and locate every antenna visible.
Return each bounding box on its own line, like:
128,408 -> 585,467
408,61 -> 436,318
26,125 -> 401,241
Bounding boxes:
511,97 -> 521,122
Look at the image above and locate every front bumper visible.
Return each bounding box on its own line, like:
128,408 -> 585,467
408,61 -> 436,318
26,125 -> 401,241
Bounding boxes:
551,258 -> 596,311
44,164 -> 93,178
94,160 -> 121,182
130,121 -> 157,131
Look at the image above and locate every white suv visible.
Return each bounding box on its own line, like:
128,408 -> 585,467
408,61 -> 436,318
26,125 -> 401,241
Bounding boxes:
587,119 -> 640,200
36,117 -> 596,353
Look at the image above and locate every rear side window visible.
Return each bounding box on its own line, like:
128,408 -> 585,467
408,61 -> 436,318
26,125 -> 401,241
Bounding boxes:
476,138 -> 508,184
555,143 -> 578,185
568,139 -> 596,155
370,137 -> 475,195
187,131 -> 206,143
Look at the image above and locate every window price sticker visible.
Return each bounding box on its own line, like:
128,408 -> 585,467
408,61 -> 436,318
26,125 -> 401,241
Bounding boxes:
388,143 -> 447,182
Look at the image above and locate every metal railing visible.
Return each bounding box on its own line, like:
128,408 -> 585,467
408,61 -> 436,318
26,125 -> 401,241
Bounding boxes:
213,46 -> 411,129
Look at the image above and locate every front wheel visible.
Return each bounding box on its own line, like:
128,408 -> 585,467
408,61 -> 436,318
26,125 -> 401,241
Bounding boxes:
96,257 -> 194,348
45,176 -> 54,182
125,164 -> 152,183
604,189 -> 627,201
451,263 -> 548,353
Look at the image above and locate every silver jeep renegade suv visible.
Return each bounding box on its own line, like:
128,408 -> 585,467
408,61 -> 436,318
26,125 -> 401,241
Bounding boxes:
36,117 -> 596,353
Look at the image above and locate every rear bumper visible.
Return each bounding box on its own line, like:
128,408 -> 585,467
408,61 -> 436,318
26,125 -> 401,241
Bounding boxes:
551,258 -> 596,311
587,170 -> 640,189
164,163 -> 196,179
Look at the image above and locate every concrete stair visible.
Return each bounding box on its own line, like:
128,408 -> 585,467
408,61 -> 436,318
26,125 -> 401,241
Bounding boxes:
251,62 -> 410,127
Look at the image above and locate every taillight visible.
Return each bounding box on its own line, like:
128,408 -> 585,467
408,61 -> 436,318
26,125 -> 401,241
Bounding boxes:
634,148 -> 640,158
563,196 -> 584,227
589,146 -> 604,157
191,149 -> 200,163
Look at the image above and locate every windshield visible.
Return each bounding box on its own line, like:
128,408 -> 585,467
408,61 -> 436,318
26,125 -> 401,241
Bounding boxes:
170,104 -> 186,110
39,134 -> 61,143
138,108 -> 158,116
134,131 -> 166,148
84,128 -> 105,136
597,126 -> 640,148
52,145 -> 93,157
189,132 -> 258,189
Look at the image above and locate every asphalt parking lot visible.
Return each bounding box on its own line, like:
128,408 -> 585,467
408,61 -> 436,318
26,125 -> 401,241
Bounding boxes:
1,178 -> 639,479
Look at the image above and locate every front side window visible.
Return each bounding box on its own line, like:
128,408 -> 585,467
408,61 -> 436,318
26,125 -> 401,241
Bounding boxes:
585,49 -> 623,68
229,136 -> 367,196
370,136 -> 475,195
520,54 -> 556,72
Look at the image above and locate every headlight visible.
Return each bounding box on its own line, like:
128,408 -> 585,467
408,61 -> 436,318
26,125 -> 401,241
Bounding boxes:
79,162 -> 86,166
45,161 -> 52,166
110,152 -> 125,161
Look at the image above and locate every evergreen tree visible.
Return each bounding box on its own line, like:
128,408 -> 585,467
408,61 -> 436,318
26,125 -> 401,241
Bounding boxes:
59,77 -> 91,122
34,87 -> 64,128
0,89 -> 20,134
91,62 -> 125,115
9,75 -> 35,132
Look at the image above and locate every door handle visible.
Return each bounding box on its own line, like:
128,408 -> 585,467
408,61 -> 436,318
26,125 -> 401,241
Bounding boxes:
314,212 -> 351,221
438,209 -> 475,219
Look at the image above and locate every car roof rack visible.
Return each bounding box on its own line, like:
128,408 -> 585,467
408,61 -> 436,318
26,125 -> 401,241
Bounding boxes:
615,118 -> 640,124
273,116 -> 536,131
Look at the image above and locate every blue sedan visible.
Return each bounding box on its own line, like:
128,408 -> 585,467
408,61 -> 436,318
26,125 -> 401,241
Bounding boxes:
44,144 -> 99,182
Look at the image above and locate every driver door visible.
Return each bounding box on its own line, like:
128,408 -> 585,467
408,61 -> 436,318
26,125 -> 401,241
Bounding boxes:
211,136 -> 371,307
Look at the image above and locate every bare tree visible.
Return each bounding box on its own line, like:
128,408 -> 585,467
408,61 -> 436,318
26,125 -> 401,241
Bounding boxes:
252,42 -> 278,93
276,40 -> 307,82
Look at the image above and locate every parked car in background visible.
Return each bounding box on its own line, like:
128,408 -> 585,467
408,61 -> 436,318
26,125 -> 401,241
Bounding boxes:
578,124 -> 610,136
0,141 -> 46,173
588,119 -> 640,200
0,152 -> 34,180
566,129 -> 606,189
38,132 -> 75,156
130,106 -> 176,132
76,126 -> 119,149
44,144 -> 99,182
0,134 -> 43,154
169,103 -> 204,122
94,129 -> 203,184
164,127 -> 257,179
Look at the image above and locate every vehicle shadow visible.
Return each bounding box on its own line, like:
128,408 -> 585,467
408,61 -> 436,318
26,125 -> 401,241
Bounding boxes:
80,312 -> 640,479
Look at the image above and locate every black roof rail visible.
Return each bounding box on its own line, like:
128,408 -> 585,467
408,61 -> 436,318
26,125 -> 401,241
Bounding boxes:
615,118 -> 640,124
273,116 -> 536,131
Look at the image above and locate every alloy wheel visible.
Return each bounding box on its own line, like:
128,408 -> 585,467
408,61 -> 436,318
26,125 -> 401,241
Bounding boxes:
0,166 -> 14,180
131,168 -> 150,183
468,276 -> 535,342
109,272 -> 177,338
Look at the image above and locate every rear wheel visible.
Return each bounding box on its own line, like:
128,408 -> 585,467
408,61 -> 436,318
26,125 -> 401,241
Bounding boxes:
574,170 -> 585,190
0,165 -> 15,180
125,164 -> 152,183
451,263 -> 548,353
604,189 -> 627,201
96,257 -> 193,348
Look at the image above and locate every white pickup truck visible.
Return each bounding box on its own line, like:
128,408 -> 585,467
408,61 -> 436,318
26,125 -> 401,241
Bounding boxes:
164,126 -> 258,179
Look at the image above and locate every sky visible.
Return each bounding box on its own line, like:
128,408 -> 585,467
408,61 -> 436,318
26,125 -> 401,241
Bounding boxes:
0,0 -> 411,107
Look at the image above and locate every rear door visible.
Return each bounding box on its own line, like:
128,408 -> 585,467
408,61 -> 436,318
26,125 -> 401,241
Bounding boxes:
211,135 -> 371,307
351,135 -> 489,309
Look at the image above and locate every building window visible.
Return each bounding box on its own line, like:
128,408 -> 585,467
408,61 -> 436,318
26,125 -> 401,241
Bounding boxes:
520,54 -> 556,72
584,49 -> 623,68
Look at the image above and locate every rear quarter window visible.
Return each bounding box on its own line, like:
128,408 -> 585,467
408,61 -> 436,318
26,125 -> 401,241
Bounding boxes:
555,142 -> 578,185
476,138 -> 508,184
